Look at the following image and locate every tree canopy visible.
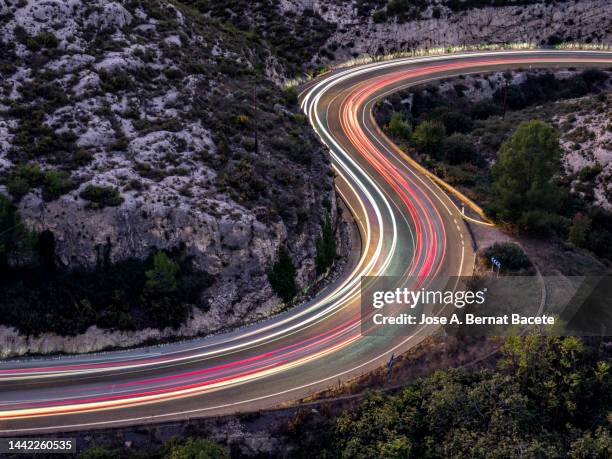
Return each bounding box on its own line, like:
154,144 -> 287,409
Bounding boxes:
488,120 -> 563,229
328,337 -> 611,458
412,120 -> 446,159
388,112 -> 412,142
164,438 -> 228,459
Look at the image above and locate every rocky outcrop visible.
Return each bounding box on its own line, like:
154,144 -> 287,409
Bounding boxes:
0,0 -> 334,352
283,0 -> 611,66
556,94 -> 612,210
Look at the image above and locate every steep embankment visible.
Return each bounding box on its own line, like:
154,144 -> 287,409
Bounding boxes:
0,0 -> 334,354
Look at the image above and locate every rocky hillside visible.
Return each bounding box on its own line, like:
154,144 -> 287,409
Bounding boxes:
0,0 -> 334,350
556,94 -> 612,210
148,1 -> 611,76
294,0 -> 611,68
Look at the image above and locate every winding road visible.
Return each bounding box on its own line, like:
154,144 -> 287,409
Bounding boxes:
0,50 -> 610,434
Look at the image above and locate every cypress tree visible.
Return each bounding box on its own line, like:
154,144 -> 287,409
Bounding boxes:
268,246 -> 297,303
316,213 -> 336,274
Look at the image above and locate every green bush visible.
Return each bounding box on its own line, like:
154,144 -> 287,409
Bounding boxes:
283,86 -> 299,106
578,164 -> 602,182
412,120 -> 446,159
470,99 -> 502,120
80,185 -> 123,208
501,85 -> 527,110
6,163 -> 43,199
110,136 -> 129,152
483,242 -> 531,271
99,70 -> 133,92
163,67 -> 183,80
437,110 -> 474,134
42,170 -> 72,201
25,31 -> 59,51
568,213 -> 592,247
71,148 -> 93,167
443,133 -> 476,165
79,445 -> 120,459
388,112 -> 412,142
387,0 -> 413,16
6,175 -> 31,199
163,438 -> 228,459
516,210 -> 569,236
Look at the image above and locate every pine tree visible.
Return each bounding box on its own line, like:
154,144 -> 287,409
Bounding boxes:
489,120 -> 563,226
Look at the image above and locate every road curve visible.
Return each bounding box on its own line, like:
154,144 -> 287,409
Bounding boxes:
0,50 -> 610,434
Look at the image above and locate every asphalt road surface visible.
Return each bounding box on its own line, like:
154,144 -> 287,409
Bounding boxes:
0,50 -> 610,434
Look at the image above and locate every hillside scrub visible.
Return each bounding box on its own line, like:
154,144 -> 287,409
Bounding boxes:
177,0 -> 336,76
0,0 -> 336,341
324,337 -> 612,458
375,69 -> 612,261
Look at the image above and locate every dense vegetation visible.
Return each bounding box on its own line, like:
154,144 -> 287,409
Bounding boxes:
80,438 -> 227,459
0,193 -> 210,335
376,69 -> 612,261
322,337 -> 612,458
177,0 -> 336,74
